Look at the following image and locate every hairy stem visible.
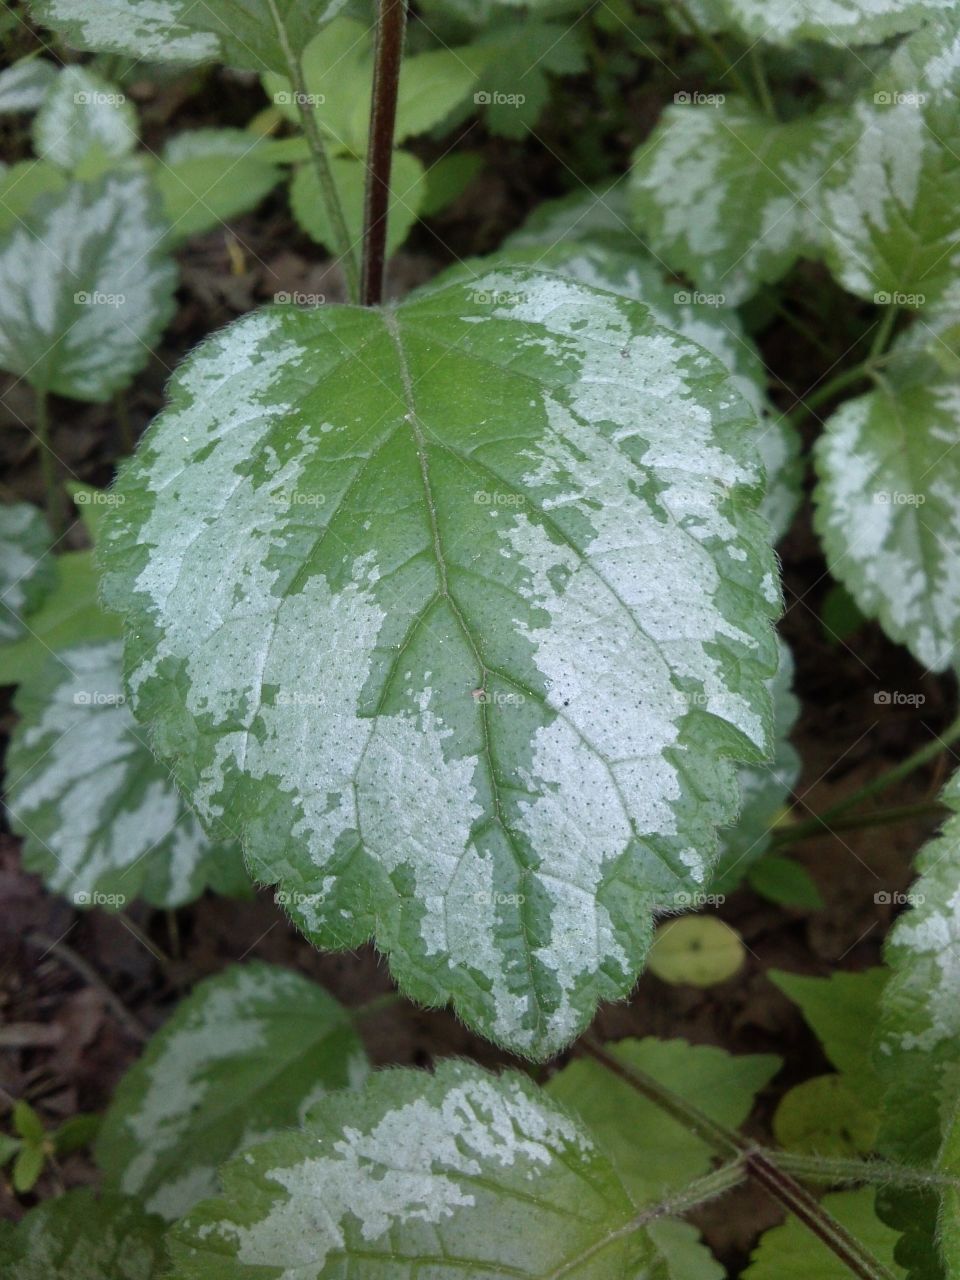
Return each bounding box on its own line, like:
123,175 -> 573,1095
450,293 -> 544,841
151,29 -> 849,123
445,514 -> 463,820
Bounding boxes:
774,1151 -> 960,1190
750,46 -> 776,118
582,1040 -> 899,1280
770,800 -> 947,847
265,0 -> 359,300
361,0 -> 407,306
670,0 -> 755,102
775,713 -> 960,847
34,388 -> 63,535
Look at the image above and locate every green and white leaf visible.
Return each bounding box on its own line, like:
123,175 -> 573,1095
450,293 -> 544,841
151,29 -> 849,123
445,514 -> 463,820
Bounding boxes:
745,1189 -> 904,1280
0,58 -> 59,114
290,150 -> 425,256
31,0 -> 348,74
629,99 -> 850,305
33,66 -> 137,173
711,639 -> 800,892
0,1189 -> 168,1280
548,1036 -> 780,1204
167,1060 -> 657,1279
100,269 -> 780,1059
0,550 -> 120,687
0,502 -> 54,644
719,0 -> 952,47
0,172 -> 176,401
6,639 -> 246,908
97,962 -> 367,1220
813,341 -> 960,671
153,129 -> 284,243
266,19 -> 478,154
439,227 -> 800,538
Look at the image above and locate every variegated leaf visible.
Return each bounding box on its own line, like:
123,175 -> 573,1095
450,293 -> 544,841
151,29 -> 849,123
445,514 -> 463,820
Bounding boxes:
0,58 -> 59,115
629,99 -> 850,306
0,502 -> 55,644
100,269 -> 780,1060
813,332 -> 960,671
97,962 -> 368,1220
0,172 -> 176,401
720,0 -> 952,47
30,0 -> 348,74
33,65 -> 137,173
167,1061 -> 657,1279
6,639 -> 245,909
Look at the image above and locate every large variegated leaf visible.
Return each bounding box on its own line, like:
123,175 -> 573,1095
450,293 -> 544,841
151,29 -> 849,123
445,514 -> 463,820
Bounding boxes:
167,1061 -> 657,1279
0,1190 -> 168,1280
629,100 -> 850,305
0,502 -> 54,644
6,639 -> 246,908
30,0 -> 348,74
441,227 -> 801,539
0,58 -> 59,115
813,338 -> 960,672
33,65 -> 136,173
0,172 -> 176,401
97,962 -> 368,1220
720,0 -> 951,47
100,269 -> 780,1060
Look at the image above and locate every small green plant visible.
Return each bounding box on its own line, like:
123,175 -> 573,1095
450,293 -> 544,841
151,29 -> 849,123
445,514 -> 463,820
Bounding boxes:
3,0 -> 960,1276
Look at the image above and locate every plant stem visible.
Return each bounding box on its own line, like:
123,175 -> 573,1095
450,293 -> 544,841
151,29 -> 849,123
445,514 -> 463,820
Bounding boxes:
749,46 -> 776,118
265,0 -> 359,301
670,0 -> 756,102
791,361 -> 873,420
869,303 -> 900,363
775,713 -> 960,846
770,800 -> 947,848
34,388 -> 63,534
581,1040 -> 899,1280
774,1151 -> 960,1190
361,0 -> 408,306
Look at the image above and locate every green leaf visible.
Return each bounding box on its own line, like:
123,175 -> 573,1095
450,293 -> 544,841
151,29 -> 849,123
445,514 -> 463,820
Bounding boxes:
167,1060 -> 657,1279
746,854 -> 823,909
745,1188 -> 904,1279
0,58 -> 59,114
11,1143 -> 44,1193
30,0 -> 348,74
773,1075 -> 879,1157
33,66 -> 137,172
152,129 -> 284,243
630,99 -> 850,305
0,159 -> 68,235
769,966 -> 887,1082
97,962 -> 367,1220
12,1101 -> 44,1143
813,343 -> 960,671
266,19 -> 478,154
0,551 -> 121,687
6,639 -> 246,909
53,1112 -> 100,1155
464,17 -> 588,138
418,149 -> 483,217
0,172 -> 176,401
290,150 -> 425,256
0,1188 -> 168,1279
100,268 -> 781,1059
0,503 -> 55,644
719,0 -> 950,47
0,1134 -> 20,1166
647,917 -> 746,987
547,1037 -> 780,1205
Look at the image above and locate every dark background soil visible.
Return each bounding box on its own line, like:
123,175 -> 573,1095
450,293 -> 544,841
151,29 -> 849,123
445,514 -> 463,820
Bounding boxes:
1,33 -> 955,1274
